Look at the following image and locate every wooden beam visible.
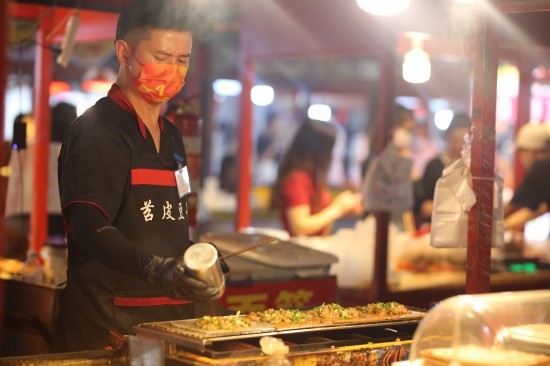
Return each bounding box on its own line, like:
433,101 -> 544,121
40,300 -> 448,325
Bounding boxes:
396,33 -> 474,60
467,7 -> 499,294
369,49 -> 395,302
9,4 -> 119,43
11,0 -> 128,13
497,0 -> 550,13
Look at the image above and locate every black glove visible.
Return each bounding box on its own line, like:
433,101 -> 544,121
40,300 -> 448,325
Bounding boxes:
142,255 -> 220,301
208,242 -> 231,274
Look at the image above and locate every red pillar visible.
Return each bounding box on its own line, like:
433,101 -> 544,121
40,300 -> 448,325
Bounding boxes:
236,58 -> 254,230
30,14 -> 54,257
497,1 -> 550,13
466,9 -> 498,294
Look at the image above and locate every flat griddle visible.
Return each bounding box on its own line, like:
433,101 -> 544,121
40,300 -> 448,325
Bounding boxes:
135,310 -> 425,353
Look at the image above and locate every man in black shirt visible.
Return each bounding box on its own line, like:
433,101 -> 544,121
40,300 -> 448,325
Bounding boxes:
504,123 -> 550,230
413,113 -> 471,224
51,0 -> 227,352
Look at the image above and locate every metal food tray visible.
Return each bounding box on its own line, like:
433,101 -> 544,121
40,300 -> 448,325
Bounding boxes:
200,232 -> 339,281
135,311 -> 425,352
201,232 -> 338,268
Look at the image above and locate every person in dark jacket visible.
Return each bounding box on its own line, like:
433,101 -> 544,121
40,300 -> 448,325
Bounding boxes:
504,122 -> 550,230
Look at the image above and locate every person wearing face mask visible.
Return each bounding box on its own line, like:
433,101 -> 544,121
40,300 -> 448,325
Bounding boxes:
50,0 -> 228,352
504,123 -> 550,230
361,104 -> 416,179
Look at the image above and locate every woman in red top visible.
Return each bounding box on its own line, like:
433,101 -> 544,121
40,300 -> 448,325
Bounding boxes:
270,118 -> 363,236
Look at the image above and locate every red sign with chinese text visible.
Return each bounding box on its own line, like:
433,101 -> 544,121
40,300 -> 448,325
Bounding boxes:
220,276 -> 337,313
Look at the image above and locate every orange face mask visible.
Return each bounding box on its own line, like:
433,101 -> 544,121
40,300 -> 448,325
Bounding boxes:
129,54 -> 188,104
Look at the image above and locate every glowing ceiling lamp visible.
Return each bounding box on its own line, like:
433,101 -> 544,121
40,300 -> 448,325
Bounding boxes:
434,109 -> 454,131
213,79 -> 242,97
356,0 -> 411,16
251,85 -> 274,106
308,104 -> 332,122
402,37 -> 431,84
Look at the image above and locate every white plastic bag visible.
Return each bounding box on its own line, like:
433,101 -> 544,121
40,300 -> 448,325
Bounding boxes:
430,158 -> 476,248
431,135 -> 504,248
291,217 -> 377,289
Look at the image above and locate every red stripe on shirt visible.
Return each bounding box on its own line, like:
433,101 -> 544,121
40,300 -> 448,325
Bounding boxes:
131,168 -> 176,187
114,296 -> 191,307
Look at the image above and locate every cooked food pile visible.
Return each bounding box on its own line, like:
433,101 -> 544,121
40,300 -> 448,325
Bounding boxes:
359,302 -> 408,316
194,312 -> 253,331
194,302 -> 410,331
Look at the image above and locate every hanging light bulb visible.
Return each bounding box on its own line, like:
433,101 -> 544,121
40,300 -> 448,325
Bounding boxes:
356,0 -> 411,16
402,38 -> 431,84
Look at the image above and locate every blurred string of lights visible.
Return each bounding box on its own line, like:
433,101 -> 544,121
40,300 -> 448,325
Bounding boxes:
212,0 -> 479,117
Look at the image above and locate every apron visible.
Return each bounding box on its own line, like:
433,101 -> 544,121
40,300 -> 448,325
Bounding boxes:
51,115 -> 195,352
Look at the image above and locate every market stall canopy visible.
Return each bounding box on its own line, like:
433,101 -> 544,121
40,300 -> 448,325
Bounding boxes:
9,2 -> 119,43
240,0 -> 550,56
12,0 -> 130,13
9,0 -> 550,51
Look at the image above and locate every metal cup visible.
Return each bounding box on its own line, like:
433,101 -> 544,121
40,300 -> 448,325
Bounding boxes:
183,243 -> 225,298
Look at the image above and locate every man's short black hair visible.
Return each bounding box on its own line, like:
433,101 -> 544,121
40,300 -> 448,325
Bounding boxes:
116,0 -> 213,41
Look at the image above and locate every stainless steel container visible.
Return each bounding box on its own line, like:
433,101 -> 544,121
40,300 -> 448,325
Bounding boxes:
200,232 -> 338,281
183,243 -> 225,298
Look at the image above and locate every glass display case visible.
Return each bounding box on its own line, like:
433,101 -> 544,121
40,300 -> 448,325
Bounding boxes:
407,290 -> 550,365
